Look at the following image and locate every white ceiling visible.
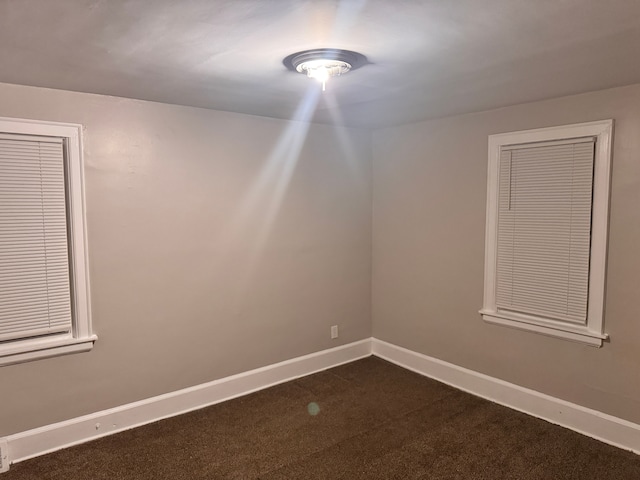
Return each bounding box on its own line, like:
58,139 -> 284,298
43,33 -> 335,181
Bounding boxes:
1,0 -> 640,128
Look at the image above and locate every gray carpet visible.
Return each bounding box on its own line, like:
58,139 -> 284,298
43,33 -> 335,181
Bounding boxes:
5,356 -> 640,479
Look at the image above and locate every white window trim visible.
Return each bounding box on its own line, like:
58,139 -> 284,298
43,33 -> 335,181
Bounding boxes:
480,120 -> 613,347
0,117 -> 96,366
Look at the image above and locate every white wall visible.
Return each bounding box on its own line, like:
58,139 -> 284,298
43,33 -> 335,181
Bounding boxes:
372,83 -> 640,424
0,83 -> 372,436
4,79 -> 640,438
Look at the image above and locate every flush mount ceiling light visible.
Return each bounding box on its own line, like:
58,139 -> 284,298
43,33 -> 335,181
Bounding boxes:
283,49 -> 367,91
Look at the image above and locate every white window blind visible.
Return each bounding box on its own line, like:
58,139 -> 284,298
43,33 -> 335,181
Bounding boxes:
495,138 -> 595,325
0,133 -> 73,342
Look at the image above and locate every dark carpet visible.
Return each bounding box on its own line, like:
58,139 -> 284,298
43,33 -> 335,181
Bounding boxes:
5,356 -> 640,479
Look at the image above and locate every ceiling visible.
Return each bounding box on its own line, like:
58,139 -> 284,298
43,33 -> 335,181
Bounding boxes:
1,0 -> 640,128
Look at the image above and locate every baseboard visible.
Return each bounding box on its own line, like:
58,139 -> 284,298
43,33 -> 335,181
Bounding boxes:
5,339 -> 371,465
6,337 -> 639,469
372,338 -> 640,455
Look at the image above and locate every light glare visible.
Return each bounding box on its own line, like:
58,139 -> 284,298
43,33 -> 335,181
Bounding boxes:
296,59 -> 351,92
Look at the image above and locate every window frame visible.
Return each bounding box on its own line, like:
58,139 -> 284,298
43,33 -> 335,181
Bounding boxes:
0,117 -> 95,366
480,120 -> 613,347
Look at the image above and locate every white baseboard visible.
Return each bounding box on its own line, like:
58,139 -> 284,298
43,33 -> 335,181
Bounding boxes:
372,338 -> 640,455
5,339 -> 371,465
5,337 -> 639,470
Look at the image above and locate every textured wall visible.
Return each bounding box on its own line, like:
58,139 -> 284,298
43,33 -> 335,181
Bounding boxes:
372,83 -> 640,424
0,83 -> 372,435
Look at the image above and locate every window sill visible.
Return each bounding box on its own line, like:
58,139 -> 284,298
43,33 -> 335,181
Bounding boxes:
480,311 -> 607,347
0,334 -> 97,367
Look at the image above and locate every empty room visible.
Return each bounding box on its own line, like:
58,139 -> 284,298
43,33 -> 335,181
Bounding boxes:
1,1 -> 640,478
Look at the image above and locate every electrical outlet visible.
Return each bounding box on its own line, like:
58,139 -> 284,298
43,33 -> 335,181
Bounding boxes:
0,438 -> 9,473
331,325 -> 339,339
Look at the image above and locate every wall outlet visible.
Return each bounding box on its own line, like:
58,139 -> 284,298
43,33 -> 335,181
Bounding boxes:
0,438 -> 9,473
331,325 -> 339,339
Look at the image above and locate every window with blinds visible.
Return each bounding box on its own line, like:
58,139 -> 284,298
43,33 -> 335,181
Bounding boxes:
496,138 -> 594,325
0,134 -> 73,342
481,121 -> 613,347
0,117 -> 94,366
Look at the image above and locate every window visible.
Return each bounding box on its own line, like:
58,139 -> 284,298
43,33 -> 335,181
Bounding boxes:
480,120 -> 613,347
0,117 -> 95,366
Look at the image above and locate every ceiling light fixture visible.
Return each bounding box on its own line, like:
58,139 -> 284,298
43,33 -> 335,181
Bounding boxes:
283,49 -> 367,92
